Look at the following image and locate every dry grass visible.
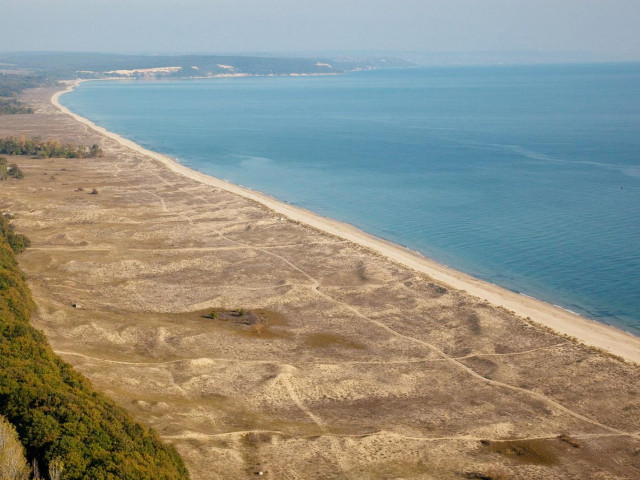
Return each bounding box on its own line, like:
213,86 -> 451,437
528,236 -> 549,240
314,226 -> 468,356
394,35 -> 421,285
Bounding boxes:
0,87 -> 638,479
302,332 -> 365,350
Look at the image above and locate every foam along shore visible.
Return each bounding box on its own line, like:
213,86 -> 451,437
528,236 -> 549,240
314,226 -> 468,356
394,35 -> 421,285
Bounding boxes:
52,80 -> 640,364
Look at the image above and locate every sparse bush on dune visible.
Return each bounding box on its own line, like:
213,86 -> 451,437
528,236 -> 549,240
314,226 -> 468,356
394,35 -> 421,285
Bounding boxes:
0,157 -> 23,180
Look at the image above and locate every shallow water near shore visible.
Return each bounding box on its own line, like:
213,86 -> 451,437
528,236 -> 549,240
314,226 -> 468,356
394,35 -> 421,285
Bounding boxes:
61,64 -> 640,334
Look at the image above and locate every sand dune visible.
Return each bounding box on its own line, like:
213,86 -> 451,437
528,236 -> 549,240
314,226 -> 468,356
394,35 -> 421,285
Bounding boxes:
0,84 -> 637,479
52,80 -> 640,364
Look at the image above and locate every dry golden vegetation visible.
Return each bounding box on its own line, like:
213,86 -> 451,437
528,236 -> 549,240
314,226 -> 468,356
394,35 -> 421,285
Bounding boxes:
0,87 -> 638,479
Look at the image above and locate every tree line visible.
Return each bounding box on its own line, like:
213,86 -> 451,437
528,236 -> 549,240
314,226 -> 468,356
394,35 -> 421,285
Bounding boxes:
0,74 -> 50,115
0,213 -> 190,479
0,99 -> 33,115
0,136 -> 102,159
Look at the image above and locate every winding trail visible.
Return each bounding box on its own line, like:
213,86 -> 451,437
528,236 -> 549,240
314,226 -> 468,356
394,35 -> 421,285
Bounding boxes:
55,342 -> 569,368
278,365 -> 352,478
65,161 -> 640,442
163,428 -> 630,444
190,215 -> 640,439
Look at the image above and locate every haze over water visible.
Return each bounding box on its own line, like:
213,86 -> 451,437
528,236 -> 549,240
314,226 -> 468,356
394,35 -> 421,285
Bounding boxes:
62,64 -> 640,334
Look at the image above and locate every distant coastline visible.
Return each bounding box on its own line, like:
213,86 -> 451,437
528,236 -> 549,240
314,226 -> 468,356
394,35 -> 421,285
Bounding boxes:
52,80 -> 640,364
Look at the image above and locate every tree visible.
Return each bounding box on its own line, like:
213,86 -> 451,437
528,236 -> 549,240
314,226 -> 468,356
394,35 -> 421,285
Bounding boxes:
89,144 -> 103,157
0,415 -> 31,480
31,459 -> 41,480
48,458 -> 64,480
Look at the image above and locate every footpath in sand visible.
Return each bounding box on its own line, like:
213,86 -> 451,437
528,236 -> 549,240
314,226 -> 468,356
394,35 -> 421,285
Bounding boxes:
0,86 -> 639,479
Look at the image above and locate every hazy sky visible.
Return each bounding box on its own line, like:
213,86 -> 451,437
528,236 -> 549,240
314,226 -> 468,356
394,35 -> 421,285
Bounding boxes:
3,0 -> 640,59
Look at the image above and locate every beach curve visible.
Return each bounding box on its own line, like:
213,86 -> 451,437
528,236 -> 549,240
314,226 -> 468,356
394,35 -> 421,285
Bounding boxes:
52,80 -> 640,364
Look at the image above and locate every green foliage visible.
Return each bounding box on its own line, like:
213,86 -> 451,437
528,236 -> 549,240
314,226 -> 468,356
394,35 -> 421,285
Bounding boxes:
0,136 -> 102,159
210,310 -> 218,320
0,217 -> 30,254
0,214 -> 190,479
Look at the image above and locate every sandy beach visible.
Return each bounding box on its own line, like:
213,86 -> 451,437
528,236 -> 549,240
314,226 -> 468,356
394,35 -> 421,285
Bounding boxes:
52,81 -> 640,364
0,83 -> 638,479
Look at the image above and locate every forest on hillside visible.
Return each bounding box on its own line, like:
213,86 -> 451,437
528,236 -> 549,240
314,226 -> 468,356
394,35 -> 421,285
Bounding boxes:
0,213 -> 190,480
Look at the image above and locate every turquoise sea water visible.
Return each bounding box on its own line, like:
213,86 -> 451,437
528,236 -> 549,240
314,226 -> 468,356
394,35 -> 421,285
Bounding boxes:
61,64 -> 640,334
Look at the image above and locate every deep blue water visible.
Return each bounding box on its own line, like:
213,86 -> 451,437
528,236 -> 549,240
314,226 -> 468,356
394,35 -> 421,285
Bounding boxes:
61,64 -> 640,334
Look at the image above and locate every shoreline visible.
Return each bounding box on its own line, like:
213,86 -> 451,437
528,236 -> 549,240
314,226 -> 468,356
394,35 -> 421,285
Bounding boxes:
51,80 -> 640,364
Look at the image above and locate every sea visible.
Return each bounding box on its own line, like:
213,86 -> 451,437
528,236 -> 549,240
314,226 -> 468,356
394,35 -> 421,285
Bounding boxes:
60,63 -> 640,335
